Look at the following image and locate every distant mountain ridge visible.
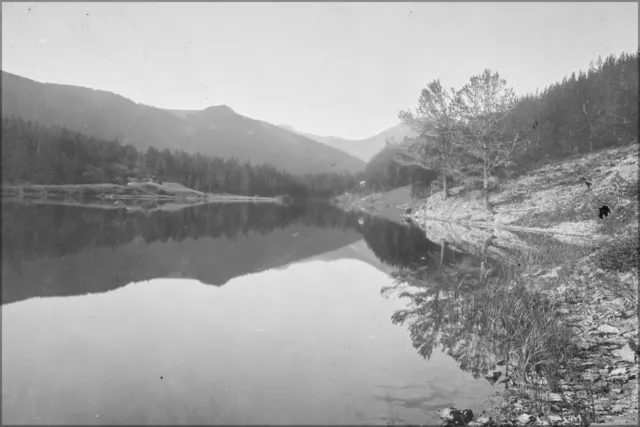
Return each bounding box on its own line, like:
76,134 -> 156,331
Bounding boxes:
278,122 -> 418,162
1,71 -> 365,175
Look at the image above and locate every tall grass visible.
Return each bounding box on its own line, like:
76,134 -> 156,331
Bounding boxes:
392,237 -> 610,425
467,268 -> 598,426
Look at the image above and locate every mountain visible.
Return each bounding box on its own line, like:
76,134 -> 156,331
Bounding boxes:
279,123 -> 418,162
1,71 -> 365,175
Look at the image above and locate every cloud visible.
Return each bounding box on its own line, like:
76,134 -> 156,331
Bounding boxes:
37,38 -> 48,44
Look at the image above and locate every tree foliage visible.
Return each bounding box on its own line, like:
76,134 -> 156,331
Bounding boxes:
360,143 -> 438,195
398,80 -> 466,200
507,51 -> 638,166
456,69 -> 530,210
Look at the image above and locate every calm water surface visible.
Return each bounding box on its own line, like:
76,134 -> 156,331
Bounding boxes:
2,202 -> 496,425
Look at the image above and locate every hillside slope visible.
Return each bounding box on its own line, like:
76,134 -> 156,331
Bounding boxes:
413,144 -> 638,240
335,144 -> 638,255
280,122 -> 417,162
412,144 -> 639,427
1,71 -> 365,175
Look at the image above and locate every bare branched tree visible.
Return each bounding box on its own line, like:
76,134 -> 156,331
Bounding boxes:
455,69 -> 530,212
397,79 -> 465,201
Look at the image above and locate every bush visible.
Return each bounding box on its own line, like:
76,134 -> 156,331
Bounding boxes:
595,233 -> 639,273
462,176 -> 500,193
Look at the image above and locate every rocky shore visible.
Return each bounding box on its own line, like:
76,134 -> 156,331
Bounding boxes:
436,260 -> 638,426
414,145 -> 639,427
332,145 -> 638,426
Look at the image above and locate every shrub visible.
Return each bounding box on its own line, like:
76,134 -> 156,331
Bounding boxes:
595,233 -> 639,273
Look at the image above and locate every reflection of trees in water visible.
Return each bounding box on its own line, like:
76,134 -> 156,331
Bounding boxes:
387,231 -> 573,385
359,215 -> 463,270
384,234 -> 517,379
5,200 -> 493,280
2,202 -> 363,272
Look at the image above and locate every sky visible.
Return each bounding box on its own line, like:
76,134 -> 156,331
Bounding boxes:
2,2 -> 638,140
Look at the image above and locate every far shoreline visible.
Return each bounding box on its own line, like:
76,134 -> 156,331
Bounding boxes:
1,182 -> 284,209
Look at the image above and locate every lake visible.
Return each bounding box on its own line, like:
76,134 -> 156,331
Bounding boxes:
2,201 -> 498,425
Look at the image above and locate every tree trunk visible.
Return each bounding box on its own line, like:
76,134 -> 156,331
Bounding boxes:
440,238 -> 447,265
439,135 -> 449,201
482,235 -> 494,256
583,102 -> 594,153
483,141 -> 492,212
480,235 -> 494,285
442,173 -> 448,200
505,348 -> 511,391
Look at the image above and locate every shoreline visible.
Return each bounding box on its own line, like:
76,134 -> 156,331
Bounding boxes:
420,145 -> 638,426
1,196 -> 280,212
332,186 -> 420,225
335,145 -> 639,426
1,183 -> 283,207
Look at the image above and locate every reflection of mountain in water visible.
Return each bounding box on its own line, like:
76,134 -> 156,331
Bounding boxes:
2,202 -> 365,305
2,201 -> 487,306
305,240 -> 397,275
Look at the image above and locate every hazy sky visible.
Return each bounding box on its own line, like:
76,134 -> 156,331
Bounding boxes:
2,2 -> 637,140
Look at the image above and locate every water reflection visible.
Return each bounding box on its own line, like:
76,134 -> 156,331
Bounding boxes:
2,202 -> 365,304
380,244 -> 485,373
2,201 -> 503,425
2,202 -> 482,305
383,228 -> 575,395
3,243 -> 494,425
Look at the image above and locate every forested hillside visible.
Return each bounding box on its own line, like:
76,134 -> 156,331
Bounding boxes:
361,143 -> 438,196
4,52 -> 634,203
507,52 -> 638,166
1,71 -> 365,175
359,51 -> 638,201
1,116 -> 359,198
